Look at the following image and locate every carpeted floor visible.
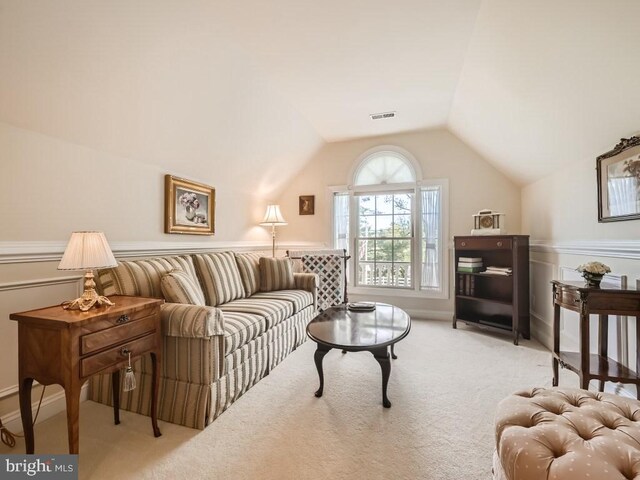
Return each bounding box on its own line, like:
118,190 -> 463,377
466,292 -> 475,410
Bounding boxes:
1,319 -> 578,479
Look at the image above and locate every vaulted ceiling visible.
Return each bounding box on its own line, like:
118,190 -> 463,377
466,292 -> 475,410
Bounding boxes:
213,0 -> 640,185
2,0 -> 639,187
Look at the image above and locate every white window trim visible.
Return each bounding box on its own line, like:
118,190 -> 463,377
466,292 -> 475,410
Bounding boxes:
329,178 -> 449,300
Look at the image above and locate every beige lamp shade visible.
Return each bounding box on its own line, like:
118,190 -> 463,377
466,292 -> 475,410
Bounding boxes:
260,205 -> 288,226
58,231 -> 117,271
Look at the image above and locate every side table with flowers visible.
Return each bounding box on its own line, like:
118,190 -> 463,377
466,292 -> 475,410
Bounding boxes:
576,261 -> 611,288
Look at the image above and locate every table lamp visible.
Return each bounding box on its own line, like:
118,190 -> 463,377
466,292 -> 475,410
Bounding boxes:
260,205 -> 287,257
58,231 -> 118,311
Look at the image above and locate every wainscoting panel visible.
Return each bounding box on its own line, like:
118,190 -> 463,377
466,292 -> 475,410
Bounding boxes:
528,260 -> 557,349
0,277 -> 81,397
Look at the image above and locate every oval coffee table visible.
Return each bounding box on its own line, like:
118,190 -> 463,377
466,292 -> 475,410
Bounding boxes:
306,302 -> 411,408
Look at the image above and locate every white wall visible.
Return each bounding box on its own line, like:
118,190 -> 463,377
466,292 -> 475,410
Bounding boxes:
0,1 -> 325,422
277,128 -> 522,317
523,147 -> 640,396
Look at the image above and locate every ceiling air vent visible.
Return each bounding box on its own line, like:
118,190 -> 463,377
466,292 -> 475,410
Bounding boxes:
370,111 -> 396,120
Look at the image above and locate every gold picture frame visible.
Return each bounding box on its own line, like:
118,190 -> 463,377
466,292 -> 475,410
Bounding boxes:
165,175 -> 215,235
299,195 -> 315,215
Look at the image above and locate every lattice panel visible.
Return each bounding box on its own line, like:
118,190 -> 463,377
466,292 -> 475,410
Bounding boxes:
301,254 -> 345,311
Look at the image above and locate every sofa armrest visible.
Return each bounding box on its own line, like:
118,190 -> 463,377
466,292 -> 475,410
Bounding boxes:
161,303 -> 225,338
294,272 -> 319,310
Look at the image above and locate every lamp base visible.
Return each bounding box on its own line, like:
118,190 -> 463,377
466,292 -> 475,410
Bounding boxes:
62,271 -> 115,312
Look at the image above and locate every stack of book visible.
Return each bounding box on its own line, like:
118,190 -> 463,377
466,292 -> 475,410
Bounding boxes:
484,266 -> 512,276
457,256 -> 484,273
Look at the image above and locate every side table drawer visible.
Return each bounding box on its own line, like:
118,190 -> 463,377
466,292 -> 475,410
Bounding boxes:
455,237 -> 512,250
80,314 -> 157,355
80,305 -> 159,335
81,333 -> 156,378
555,287 -> 580,308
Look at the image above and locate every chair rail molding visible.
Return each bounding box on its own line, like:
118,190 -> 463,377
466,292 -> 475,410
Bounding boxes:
0,240 -> 326,264
530,240 -> 640,260
0,276 -> 83,292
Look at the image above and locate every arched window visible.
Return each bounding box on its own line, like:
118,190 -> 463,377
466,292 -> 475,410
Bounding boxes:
354,152 -> 416,186
332,147 -> 448,297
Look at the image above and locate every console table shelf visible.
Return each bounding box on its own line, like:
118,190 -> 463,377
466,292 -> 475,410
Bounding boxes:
552,280 -> 640,397
557,351 -> 640,383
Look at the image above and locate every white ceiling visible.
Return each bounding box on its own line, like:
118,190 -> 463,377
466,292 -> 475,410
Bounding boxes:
449,0 -> 640,185
213,0 -> 482,142
2,0 -> 639,186
214,0 -> 640,185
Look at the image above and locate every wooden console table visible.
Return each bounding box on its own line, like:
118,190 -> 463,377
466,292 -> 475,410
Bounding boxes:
551,280 -> 640,398
10,295 -> 163,454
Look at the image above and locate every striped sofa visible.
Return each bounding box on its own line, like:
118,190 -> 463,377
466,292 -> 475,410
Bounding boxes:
89,251 -> 318,429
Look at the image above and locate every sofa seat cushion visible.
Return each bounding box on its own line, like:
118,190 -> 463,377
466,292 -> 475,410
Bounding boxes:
251,290 -> 313,314
219,298 -> 293,329
194,252 -> 246,306
221,311 -> 267,356
223,330 -> 270,375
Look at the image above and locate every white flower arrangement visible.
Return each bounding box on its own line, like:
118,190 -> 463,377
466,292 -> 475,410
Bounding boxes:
179,192 -> 200,210
576,261 -> 611,275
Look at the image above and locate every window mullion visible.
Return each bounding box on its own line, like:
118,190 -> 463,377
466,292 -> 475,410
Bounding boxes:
413,187 -> 420,292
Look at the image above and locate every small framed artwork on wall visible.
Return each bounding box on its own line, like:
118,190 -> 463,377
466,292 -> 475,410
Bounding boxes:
299,195 -> 315,215
165,175 -> 215,235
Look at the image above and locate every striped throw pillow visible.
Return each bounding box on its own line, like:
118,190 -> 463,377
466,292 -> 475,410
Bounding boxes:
259,257 -> 295,292
235,252 -> 263,296
194,252 -> 246,306
97,255 -> 198,298
161,270 -> 206,305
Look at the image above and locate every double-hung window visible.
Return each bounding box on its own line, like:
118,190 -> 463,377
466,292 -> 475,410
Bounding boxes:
331,148 -> 448,298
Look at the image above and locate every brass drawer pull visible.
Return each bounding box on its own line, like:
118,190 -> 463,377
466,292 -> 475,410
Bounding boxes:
497,241 -> 503,247
461,241 -> 466,247
116,314 -> 129,324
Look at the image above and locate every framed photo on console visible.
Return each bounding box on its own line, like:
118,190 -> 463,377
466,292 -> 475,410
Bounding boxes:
165,175 -> 215,235
597,136 -> 640,222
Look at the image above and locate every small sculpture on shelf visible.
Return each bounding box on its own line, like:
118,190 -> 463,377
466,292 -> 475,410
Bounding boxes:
576,261 -> 611,288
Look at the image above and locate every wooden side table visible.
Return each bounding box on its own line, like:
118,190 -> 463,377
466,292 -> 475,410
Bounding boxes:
10,295 -> 164,454
551,280 -> 640,398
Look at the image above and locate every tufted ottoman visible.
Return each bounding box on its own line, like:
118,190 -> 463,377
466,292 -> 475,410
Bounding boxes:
494,387 -> 640,480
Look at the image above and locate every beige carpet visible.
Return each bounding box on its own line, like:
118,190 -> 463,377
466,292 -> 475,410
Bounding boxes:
1,319 -> 578,480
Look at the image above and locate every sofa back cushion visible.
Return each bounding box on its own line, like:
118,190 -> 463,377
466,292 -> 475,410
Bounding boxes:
97,255 -> 198,298
194,252 -> 245,306
161,270 -> 206,305
235,252 -> 264,296
259,257 -> 295,292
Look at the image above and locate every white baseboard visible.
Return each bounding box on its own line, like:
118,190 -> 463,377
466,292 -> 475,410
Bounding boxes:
1,384 -> 89,435
405,309 -> 453,321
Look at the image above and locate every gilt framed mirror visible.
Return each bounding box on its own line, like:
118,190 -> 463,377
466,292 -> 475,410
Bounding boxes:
597,136 -> 640,222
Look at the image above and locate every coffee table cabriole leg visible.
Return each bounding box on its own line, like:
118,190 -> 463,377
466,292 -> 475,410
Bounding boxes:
372,346 -> 392,408
391,344 -> 397,360
314,344 -> 331,398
